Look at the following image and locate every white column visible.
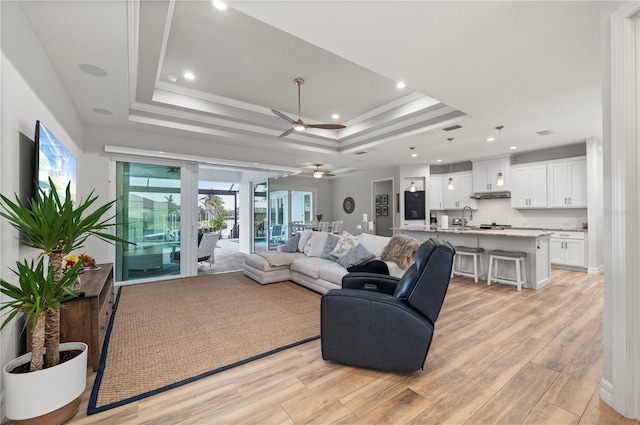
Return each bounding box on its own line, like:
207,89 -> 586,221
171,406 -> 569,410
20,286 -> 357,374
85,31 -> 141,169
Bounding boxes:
602,2 -> 640,420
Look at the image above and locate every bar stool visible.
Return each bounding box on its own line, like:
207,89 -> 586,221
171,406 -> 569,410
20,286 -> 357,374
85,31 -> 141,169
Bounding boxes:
487,250 -> 527,291
451,246 -> 484,283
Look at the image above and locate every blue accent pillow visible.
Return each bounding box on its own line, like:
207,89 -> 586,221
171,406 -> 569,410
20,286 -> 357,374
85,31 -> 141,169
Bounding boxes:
282,233 -> 300,253
321,233 -> 340,260
337,244 -> 375,268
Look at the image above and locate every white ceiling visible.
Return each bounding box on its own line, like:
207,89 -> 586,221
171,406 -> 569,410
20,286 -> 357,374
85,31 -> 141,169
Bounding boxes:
17,0 -> 604,176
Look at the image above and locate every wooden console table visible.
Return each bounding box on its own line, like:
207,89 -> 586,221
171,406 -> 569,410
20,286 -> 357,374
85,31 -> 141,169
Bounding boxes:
27,263 -> 114,371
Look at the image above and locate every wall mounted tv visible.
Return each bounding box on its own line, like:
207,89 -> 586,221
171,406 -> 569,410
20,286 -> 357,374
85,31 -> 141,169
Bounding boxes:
35,120 -> 77,202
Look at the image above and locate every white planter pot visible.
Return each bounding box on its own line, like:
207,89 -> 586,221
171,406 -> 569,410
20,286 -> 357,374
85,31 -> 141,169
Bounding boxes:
3,342 -> 88,422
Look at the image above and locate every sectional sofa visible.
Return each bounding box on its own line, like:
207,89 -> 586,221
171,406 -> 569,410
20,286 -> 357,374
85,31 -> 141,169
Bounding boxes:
243,230 -> 421,294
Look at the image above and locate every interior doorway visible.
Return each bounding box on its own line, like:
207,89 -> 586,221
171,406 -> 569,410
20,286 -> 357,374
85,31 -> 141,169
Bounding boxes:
372,178 -> 394,237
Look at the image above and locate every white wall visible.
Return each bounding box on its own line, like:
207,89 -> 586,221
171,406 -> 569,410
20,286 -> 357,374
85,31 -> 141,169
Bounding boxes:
0,0 -> 84,380
330,166 -> 397,234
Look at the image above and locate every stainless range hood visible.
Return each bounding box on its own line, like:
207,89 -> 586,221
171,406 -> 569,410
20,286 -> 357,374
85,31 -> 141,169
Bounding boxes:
470,191 -> 511,199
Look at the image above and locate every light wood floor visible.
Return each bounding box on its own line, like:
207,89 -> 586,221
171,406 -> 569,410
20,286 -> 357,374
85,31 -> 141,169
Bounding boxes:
36,270 -> 640,424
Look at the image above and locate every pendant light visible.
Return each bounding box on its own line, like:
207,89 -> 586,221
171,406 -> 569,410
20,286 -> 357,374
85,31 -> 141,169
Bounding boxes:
496,126 -> 505,186
447,138 -> 454,190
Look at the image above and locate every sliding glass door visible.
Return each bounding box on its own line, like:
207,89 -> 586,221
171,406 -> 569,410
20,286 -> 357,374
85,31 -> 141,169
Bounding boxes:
253,181 -> 268,252
267,188 -> 315,250
115,162 -> 182,282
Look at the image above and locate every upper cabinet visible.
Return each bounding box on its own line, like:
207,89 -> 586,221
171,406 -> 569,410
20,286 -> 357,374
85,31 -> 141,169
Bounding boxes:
547,159 -> 587,208
472,156 -> 511,193
442,172 -> 476,210
428,175 -> 444,210
511,164 -> 548,208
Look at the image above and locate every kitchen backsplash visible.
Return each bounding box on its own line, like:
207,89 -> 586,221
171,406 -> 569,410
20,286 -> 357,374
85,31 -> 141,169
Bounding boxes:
436,198 -> 588,230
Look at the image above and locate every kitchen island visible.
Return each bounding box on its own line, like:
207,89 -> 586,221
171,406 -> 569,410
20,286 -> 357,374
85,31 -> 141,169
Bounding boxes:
395,227 -> 552,290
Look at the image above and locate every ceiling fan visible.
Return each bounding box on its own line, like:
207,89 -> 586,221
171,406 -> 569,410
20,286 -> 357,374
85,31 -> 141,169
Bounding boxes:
309,164 -> 335,179
272,78 -> 346,138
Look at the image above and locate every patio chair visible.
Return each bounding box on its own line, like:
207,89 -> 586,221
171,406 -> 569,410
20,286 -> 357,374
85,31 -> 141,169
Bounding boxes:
170,232 -> 220,267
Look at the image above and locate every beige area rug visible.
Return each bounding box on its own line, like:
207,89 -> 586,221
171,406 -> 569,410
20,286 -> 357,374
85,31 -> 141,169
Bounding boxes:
88,272 -> 320,414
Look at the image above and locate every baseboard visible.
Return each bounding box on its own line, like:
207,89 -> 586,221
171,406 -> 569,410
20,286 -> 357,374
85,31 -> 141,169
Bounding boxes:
588,264 -> 604,275
600,377 -> 613,406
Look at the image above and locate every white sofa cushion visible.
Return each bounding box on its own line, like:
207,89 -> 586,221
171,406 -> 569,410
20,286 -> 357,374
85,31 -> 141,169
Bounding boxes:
318,262 -> 350,283
290,257 -> 335,279
245,252 -> 305,271
357,233 -> 390,258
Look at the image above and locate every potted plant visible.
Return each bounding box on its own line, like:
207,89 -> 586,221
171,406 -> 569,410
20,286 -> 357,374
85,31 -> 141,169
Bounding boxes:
0,178 -> 130,424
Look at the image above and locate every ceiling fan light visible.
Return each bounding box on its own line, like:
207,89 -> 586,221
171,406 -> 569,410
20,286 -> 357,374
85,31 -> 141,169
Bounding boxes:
293,123 -> 306,131
313,170 -> 323,178
448,177 -> 454,190
496,172 -> 504,186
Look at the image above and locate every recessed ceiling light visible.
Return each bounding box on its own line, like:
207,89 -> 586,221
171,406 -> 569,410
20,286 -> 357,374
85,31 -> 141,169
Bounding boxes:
167,75 -> 178,83
212,1 -> 228,10
486,137 -> 495,142
396,81 -> 406,89
411,153 -> 418,157
410,146 -> 417,157
183,72 -> 195,80
436,159 -> 442,163
332,113 -> 340,120
78,64 -> 107,77
510,146 -> 518,150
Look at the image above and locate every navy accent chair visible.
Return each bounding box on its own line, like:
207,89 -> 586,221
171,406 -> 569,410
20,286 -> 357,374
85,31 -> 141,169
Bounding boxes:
320,238 -> 455,373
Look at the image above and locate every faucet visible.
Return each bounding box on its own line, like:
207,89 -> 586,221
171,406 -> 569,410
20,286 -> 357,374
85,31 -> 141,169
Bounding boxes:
461,206 -> 473,230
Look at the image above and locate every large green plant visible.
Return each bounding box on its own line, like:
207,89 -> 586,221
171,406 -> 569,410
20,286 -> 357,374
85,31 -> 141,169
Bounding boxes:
0,259 -> 82,371
0,178 -> 131,369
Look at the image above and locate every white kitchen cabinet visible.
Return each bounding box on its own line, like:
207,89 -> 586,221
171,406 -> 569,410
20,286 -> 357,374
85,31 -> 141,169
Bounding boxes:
547,159 -> 587,208
442,172 -> 476,210
472,156 -> 511,193
511,164 -> 547,208
550,231 -> 586,268
428,175 -> 444,210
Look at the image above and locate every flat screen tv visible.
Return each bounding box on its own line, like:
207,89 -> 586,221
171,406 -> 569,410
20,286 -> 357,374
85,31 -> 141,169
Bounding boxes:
34,120 -> 77,202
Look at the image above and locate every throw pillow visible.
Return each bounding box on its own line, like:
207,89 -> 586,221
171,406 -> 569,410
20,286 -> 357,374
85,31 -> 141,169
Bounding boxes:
305,231 -> 329,257
321,233 -> 340,261
381,235 -> 422,269
337,243 -> 375,268
297,229 -> 313,252
282,233 -> 300,253
330,231 -> 358,258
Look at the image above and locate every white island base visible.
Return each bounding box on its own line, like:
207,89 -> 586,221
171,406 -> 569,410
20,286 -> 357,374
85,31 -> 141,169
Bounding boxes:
397,228 -> 552,290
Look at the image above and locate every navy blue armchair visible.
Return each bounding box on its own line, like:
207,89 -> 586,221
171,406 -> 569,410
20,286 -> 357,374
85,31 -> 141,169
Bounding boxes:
320,238 -> 455,372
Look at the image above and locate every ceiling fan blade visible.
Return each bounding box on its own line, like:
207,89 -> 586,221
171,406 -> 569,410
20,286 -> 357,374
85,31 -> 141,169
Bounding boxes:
306,124 -> 346,130
271,109 -> 296,125
277,128 -> 294,138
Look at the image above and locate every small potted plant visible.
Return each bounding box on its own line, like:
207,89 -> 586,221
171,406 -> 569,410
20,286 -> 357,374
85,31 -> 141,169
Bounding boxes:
0,178 -> 131,424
